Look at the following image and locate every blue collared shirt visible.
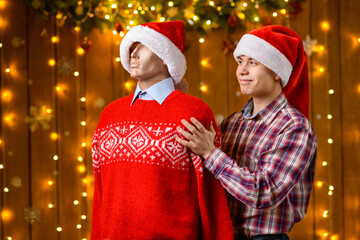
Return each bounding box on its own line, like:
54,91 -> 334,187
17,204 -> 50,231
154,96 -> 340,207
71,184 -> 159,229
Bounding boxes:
130,77 -> 175,106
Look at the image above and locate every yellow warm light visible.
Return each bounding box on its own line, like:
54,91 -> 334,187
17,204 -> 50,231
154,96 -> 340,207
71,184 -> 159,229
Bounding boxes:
357,84 -> 360,94
1,209 -> 14,222
199,38 -> 205,43
168,1 -> 174,7
206,20 -> 211,25
4,187 -> 9,192
111,3 -> 117,8
124,81 -> 133,90
105,15 -> 110,20
77,47 -> 85,55
328,190 -> 333,195
321,21 -> 330,31
2,90 -> 12,102
74,26 -> 81,32
48,59 -> 56,66
78,165 -> 86,173
0,1 -> 6,9
81,121 -> 86,126
322,161 -> 328,166
78,156 -> 83,162
329,185 -> 334,190
82,178 -> 88,184
319,67 -> 325,73
56,85 -> 63,92
209,1 -> 214,6
280,9 -> 287,15
200,85 -> 208,92
193,15 -> 199,21
200,59 -> 209,67
57,227 -> 62,232
322,210 -> 328,218
48,204 -> 54,208
323,232 -> 329,237
327,114 -> 333,119
243,3 -> 248,7
4,113 -> 15,126
254,17 -> 259,22
272,12 -> 278,17
80,97 -> 86,102
328,138 -> 333,144
330,235 -> 339,240
53,155 -> 59,161
51,36 -> 59,43
81,215 -> 87,219
48,180 -> 54,186
0,43 -> 2,48
74,200 -> 79,205
115,57 -> 121,62
46,108 -> 52,114
82,192 -> 88,197
50,132 -> 58,140
316,181 -> 323,188
77,224 -> 82,229
5,68 -> 10,73
329,89 -> 334,94
74,71 -> 80,77
81,142 -> 87,147
7,237 -> 12,240
0,164 -> 3,169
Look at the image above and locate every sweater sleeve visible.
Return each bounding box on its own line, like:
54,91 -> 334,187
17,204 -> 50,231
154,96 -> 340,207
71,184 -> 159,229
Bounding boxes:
191,107 -> 234,240
91,132 -> 102,240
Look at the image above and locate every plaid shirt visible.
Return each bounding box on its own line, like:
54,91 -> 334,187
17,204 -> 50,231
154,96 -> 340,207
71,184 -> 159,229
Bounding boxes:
204,93 -> 317,238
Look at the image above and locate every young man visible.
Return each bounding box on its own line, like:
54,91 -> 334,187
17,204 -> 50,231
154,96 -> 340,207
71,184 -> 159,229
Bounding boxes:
176,25 -> 317,239
91,20 -> 233,240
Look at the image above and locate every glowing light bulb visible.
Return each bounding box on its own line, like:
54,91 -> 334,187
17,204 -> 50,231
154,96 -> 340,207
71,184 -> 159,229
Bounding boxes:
48,59 -> 56,66
327,114 -> 332,119
243,3 -> 248,7
206,20 -> 211,25
329,185 -> 334,190
82,192 -> 88,197
4,187 -> 9,192
329,89 -> 334,94
160,17 -> 166,22
193,15 -> 198,21
168,1 -> 174,7
78,165 -> 86,173
0,43 -> 2,47
316,181 -> 323,188
57,227 -> 62,232
322,161 -> 328,166
48,204 -> 54,208
254,17 -> 259,22
53,155 -> 59,161
115,57 -> 121,62
74,26 -> 81,32
81,142 -> 87,147
74,200 -> 79,205
5,68 -> 10,73
151,6 -> 155,11
74,71 -> 79,77
128,3 -> 133,8
81,121 -> 86,126
319,67 -> 325,72
81,215 -> 87,219
51,36 -> 59,43
328,191 -> 333,195
272,12 -> 278,17
280,9 -> 287,15
199,38 -> 205,43
50,132 -> 58,140
328,138 -> 333,144
105,15 -> 110,20
2,90 -> 12,102
77,224 -> 82,229
209,1 -> 214,6
78,156 -> 83,162
200,85 -> 208,92
0,164 -> 3,169
321,21 -> 330,31
48,180 -> 54,186
111,3 -> 117,8
322,210 -> 328,218
77,47 -> 85,55
80,97 -> 86,102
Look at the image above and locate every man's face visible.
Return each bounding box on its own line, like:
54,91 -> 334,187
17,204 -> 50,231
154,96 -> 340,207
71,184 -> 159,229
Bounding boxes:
129,43 -> 168,84
235,55 -> 281,99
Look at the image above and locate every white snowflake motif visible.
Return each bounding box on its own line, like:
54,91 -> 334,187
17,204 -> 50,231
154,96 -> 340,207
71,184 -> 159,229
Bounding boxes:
167,141 -> 182,155
132,135 -> 145,148
105,138 -> 115,150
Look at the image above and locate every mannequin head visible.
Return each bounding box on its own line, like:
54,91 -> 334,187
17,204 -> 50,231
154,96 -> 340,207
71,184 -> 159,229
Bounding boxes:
129,42 -> 170,90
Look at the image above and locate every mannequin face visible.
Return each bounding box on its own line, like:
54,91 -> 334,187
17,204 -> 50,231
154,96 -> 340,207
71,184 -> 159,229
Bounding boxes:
129,42 -> 170,89
236,55 -> 282,101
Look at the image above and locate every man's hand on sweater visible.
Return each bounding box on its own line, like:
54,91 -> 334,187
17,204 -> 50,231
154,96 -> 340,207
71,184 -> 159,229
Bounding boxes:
176,117 -> 216,159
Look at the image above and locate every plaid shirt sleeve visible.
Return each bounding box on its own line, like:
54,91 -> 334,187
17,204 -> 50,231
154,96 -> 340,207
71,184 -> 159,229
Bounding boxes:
204,125 -> 317,210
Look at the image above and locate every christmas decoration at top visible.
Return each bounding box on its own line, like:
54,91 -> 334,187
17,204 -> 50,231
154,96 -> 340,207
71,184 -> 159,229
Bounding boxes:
24,0 -> 305,37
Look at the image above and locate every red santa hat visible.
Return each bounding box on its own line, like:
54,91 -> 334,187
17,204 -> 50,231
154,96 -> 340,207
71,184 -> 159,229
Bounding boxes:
233,25 -> 310,118
120,20 -> 186,84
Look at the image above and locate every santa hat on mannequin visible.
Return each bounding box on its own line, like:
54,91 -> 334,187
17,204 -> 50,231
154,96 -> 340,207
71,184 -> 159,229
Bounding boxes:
120,20 -> 186,84
233,25 -> 310,118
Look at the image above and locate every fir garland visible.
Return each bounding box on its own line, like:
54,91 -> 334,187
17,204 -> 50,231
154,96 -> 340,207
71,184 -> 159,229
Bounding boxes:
24,0 -> 304,37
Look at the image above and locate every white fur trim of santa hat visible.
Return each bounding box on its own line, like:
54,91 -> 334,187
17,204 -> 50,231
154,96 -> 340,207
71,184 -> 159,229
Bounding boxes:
120,24 -> 186,84
233,34 -> 293,87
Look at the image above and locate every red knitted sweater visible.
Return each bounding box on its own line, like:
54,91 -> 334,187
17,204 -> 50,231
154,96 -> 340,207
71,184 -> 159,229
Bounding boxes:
91,90 -> 234,240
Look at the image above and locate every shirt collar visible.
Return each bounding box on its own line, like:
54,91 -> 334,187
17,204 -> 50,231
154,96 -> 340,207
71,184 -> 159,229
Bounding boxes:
242,92 -> 287,122
131,77 -> 175,106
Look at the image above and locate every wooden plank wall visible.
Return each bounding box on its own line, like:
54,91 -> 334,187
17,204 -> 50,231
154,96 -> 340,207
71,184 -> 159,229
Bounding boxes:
0,0 -> 360,239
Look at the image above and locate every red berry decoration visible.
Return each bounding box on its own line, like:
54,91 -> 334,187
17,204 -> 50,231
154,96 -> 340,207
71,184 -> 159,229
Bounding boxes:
80,38 -> 92,51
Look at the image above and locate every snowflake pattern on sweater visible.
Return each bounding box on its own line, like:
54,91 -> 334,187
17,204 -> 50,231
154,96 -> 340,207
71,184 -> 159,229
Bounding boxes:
92,121 -> 204,173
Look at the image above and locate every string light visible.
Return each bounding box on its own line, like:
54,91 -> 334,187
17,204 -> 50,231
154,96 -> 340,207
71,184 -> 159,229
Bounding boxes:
327,138 -> 333,144
199,38 -> 205,43
81,215 -> 87,219
80,97 -> 86,102
115,57 -> 121,62
48,204 -> 54,208
4,188 -> 9,192
74,200 -> 79,205
321,21 -> 330,31
81,121 -> 86,126
50,132 -> 58,140
57,227 -> 62,232
0,164 -> 3,169
82,192 -> 87,197
48,59 -> 56,66
272,12 -> 278,17
53,155 -> 59,161
76,47 -> 85,55
322,161 -> 328,166
5,68 -> 10,73
48,180 -> 54,186
51,36 -> 59,43
329,89 -> 334,94
168,1 -> 174,7
77,224 -> 82,229
74,71 -> 80,77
